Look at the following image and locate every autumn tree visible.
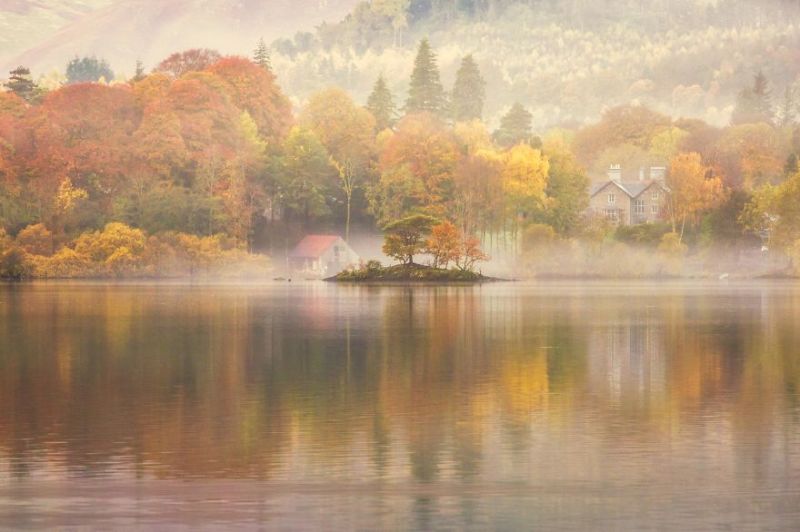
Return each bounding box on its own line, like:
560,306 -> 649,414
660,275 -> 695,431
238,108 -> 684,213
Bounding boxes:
572,105 -> 671,167
405,39 -> 446,116
16,223 -> 54,256
382,214 -> 437,265
455,234 -> 489,272
208,56 -> 292,141
66,56 -> 114,84
665,152 -> 727,241
501,144 -> 550,241
300,88 -> 376,242
451,55 -> 486,122
452,146 -> 504,236
366,75 -> 396,131
272,127 -> 335,228
494,103 -> 533,148
26,84 -> 140,232
371,113 -> 459,223
716,123 -> 786,190
155,49 -> 222,78
426,220 -> 461,268
537,134 -> 590,235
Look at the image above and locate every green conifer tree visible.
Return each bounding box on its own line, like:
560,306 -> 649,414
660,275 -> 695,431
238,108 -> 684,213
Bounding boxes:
405,39 -> 445,116
451,54 -> 486,122
732,70 -> 774,125
367,75 -> 397,131
494,102 -> 533,147
4,66 -> 37,101
66,56 -> 114,84
132,60 -> 146,82
254,38 -> 271,70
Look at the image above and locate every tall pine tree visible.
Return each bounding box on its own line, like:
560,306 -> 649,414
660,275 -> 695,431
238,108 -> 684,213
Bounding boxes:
367,75 -> 397,131
4,66 -> 37,102
777,85 -> 797,127
451,54 -> 486,122
494,102 -> 533,147
253,38 -> 271,70
405,39 -> 446,116
732,70 -> 774,125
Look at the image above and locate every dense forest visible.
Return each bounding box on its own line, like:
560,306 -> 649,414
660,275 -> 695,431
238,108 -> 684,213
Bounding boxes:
1,22 -> 799,278
271,0 -> 800,128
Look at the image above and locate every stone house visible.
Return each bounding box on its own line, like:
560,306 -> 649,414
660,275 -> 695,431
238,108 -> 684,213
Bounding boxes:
289,235 -> 360,277
588,165 -> 670,225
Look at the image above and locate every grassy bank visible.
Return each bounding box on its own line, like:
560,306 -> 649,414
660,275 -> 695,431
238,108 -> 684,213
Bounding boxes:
330,263 -> 492,283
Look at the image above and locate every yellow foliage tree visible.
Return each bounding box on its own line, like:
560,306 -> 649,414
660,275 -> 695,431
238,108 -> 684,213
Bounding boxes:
665,152 -> 727,241
501,144 -> 550,245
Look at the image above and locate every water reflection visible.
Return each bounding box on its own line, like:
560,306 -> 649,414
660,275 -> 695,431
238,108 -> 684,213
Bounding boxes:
1,282 -> 799,528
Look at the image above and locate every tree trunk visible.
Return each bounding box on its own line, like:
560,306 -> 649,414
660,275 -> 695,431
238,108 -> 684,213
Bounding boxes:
345,191 -> 352,243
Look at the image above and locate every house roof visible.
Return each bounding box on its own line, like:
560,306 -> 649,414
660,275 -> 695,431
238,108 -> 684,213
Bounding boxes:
290,235 -> 345,259
590,180 -> 668,199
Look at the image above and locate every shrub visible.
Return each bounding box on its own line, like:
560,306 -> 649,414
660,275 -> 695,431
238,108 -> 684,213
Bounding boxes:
16,224 -> 54,256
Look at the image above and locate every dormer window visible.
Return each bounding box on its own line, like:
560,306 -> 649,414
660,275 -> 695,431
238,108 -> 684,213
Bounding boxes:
608,193 -> 616,205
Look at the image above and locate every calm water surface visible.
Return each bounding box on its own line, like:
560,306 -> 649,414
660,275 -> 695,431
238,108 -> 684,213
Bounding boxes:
1,281 -> 800,530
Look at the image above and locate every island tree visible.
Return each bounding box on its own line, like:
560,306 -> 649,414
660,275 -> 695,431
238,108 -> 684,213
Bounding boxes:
382,214 -> 438,265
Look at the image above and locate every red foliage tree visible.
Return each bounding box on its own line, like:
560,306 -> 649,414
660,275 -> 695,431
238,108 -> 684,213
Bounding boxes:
155,48 -> 222,79
25,84 -> 141,221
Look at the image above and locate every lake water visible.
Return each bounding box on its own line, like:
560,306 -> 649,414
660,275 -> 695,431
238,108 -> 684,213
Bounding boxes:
1,281 -> 799,530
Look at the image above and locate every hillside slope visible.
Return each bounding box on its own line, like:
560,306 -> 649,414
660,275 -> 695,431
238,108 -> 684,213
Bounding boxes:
1,0 -> 359,76
269,0 -> 800,127
0,1 -> 114,70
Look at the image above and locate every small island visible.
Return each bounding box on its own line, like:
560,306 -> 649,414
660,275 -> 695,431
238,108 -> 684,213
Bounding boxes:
330,214 -> 493,283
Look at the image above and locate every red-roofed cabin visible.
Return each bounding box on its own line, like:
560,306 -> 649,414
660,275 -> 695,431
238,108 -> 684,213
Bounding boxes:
289,235 -> 360,277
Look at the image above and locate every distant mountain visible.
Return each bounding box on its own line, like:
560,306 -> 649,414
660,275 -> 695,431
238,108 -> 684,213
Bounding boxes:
1,0 -> 360,77
0,1 -> 114,70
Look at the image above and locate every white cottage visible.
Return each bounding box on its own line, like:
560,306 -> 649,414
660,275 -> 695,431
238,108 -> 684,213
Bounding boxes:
289,235 -> 360,277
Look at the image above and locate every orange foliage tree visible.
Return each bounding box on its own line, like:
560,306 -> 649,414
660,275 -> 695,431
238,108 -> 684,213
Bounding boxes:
665,152 -> 728,241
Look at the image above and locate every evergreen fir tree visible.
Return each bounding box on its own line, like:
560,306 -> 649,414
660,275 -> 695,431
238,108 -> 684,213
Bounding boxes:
254,38 -> 271,70
777,85 -> 797,127
451,54 -> 486,122
4,66 -> 37,102
494,102 -> 533,147
132,60 -> 146,82
785,153 -> 798,176
66,56 -> 114,84
367,74 -> 397,131
731,70 -> 774,125
405,39 -> 446,116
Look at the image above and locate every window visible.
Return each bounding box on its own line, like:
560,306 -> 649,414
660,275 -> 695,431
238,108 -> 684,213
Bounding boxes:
651,205 -> 659,215
604,209 -> 619,222
633,199 -> 646,214
608,193 -> 616,205
651,190 -> 660,201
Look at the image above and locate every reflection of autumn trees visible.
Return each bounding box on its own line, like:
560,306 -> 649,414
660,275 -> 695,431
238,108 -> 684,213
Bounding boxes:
1,285 -> 799,484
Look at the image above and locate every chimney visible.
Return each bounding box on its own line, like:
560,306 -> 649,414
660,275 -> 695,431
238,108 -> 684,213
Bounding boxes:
608,164 -> 622,183
650,166 -> 666,183
639,167 -> 645,181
